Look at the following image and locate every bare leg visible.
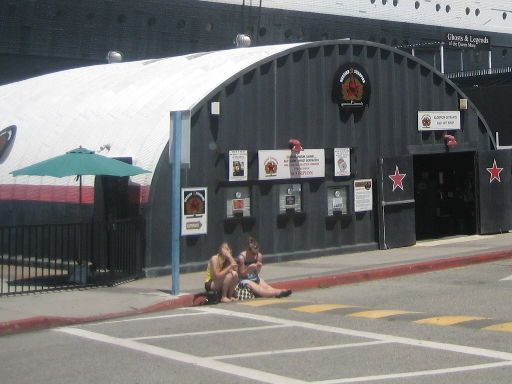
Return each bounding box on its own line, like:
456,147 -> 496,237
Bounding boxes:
245,280 -> 283,298
226,271 -> 238,299
219,271 -> 238,302
257,278 -> 291,298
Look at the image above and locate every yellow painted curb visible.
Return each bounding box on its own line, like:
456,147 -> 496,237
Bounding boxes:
483,322 -> 512,332
238,298 -> 296,307
291,304 -> 360,313
349,310 -> 419,319
415,316 -> 487,326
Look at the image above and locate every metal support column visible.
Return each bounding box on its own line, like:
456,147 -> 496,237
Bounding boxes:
170,111 -> 182,295
440,44 -> 445,74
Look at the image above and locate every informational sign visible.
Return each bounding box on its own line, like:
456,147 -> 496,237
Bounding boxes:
278,184 -> 302,213
328,186 -> 348,215
226,187 -> 251,218
333,62 -> 371,109
334,148 -> 351,177
418,111 -> 460,131
354,179 -> 373,212
229,150 -> 248,182
258,149 -> 325,180
181,187 -> 207,235
445,33 -> 490,50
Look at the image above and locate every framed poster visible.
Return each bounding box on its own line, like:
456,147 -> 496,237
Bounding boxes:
229,150 -> 248,181
334,148 -> 350,177
278,184 -> 302,213
181,187 -> 207,235
354,179 -> 373,212
225,186 -> 251,218
327,186 -> 349,215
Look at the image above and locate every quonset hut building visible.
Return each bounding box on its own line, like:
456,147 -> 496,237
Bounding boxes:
0,40 -> 509,276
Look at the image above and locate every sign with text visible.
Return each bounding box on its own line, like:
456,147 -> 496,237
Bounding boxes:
229,150 -> 248,182
333,62 -> 371,109
418,111 -> 460,131
181,187 -> 207,235
354,179 -> 373,212
445,33 -> 490,50
334,148 -> 351,177
279,184 -> 302,213
258,149 -> 325,180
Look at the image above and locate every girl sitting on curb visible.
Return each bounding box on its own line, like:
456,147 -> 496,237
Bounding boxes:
237,237 -> 292,299
204,242 -> 239,303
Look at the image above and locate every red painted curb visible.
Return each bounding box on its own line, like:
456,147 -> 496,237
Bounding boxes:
271,250 -> 512,291
2,250 -> 511,336
0,294 -> 195,336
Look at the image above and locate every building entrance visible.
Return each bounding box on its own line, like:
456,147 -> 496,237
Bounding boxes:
413,152 -> 476,240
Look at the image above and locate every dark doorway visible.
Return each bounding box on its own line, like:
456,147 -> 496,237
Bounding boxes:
413,152 -> 476,240
97,175 -> 131,221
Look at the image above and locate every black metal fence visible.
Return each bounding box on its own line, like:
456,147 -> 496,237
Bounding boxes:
0,218 -> 144,296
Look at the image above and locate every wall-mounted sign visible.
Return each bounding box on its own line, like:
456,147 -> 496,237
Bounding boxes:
418,111 -> 460,131
328,186 -> 349,215
226,187 -> 251,217
181,187 -> 207,235
354,179 -> 373,212
445,33 -> 490,50
0,125 -> 16,160
258,149 -> 325,180
333,63 -> 371,108
279,184 -> 302,213
334,148 -> 351,177
229,150 -> 248,182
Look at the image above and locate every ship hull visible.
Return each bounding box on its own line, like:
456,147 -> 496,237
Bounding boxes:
1,0 -> 512,84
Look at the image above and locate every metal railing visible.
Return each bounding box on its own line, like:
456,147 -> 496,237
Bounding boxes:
446,66 -> 512,79
0,218 -> 144,296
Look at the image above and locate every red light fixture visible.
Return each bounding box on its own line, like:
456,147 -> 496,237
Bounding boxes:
442,132 -> 458,148
288,139 -> 303,153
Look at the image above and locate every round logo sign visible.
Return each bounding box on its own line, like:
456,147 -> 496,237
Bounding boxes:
333,63 -> 371,109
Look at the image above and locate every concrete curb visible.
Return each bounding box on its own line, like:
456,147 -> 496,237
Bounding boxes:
0,294 -> 194,336
2,250 -> 511,336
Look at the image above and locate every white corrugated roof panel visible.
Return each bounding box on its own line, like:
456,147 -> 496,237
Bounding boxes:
0,43 -> 305,196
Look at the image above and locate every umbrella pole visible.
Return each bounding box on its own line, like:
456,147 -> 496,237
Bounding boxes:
78,175 -> 83,272
79,175 -> 82,206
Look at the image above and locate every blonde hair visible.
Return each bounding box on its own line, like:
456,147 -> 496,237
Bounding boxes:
218,242 -> 231,254
245,236 -> 259,253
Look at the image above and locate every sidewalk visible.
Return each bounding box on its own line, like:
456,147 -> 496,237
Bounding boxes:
2,233 -> 512,335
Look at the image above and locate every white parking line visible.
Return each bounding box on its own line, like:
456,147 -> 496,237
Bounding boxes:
55,308 -> 512,384
311,361 -> 512,383
55,327 -> 307,384
88,312 -> 208,325
210,340 -> 390,360
500,274 -> 512,281
129,324 -> 289,341
195,307 -> 512,361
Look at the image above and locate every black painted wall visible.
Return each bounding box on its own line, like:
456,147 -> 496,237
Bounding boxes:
145,40 -> 493,274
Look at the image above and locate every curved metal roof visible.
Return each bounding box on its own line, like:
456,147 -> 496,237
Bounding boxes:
0,43 -> 305,195
0,38 -> 492,205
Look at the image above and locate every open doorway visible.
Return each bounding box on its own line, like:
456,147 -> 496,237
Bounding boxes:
413,152 -> 477,240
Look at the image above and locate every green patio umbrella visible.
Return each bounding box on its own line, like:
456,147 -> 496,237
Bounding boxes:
11,146 -> 150,204
11,147 -> 151,272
